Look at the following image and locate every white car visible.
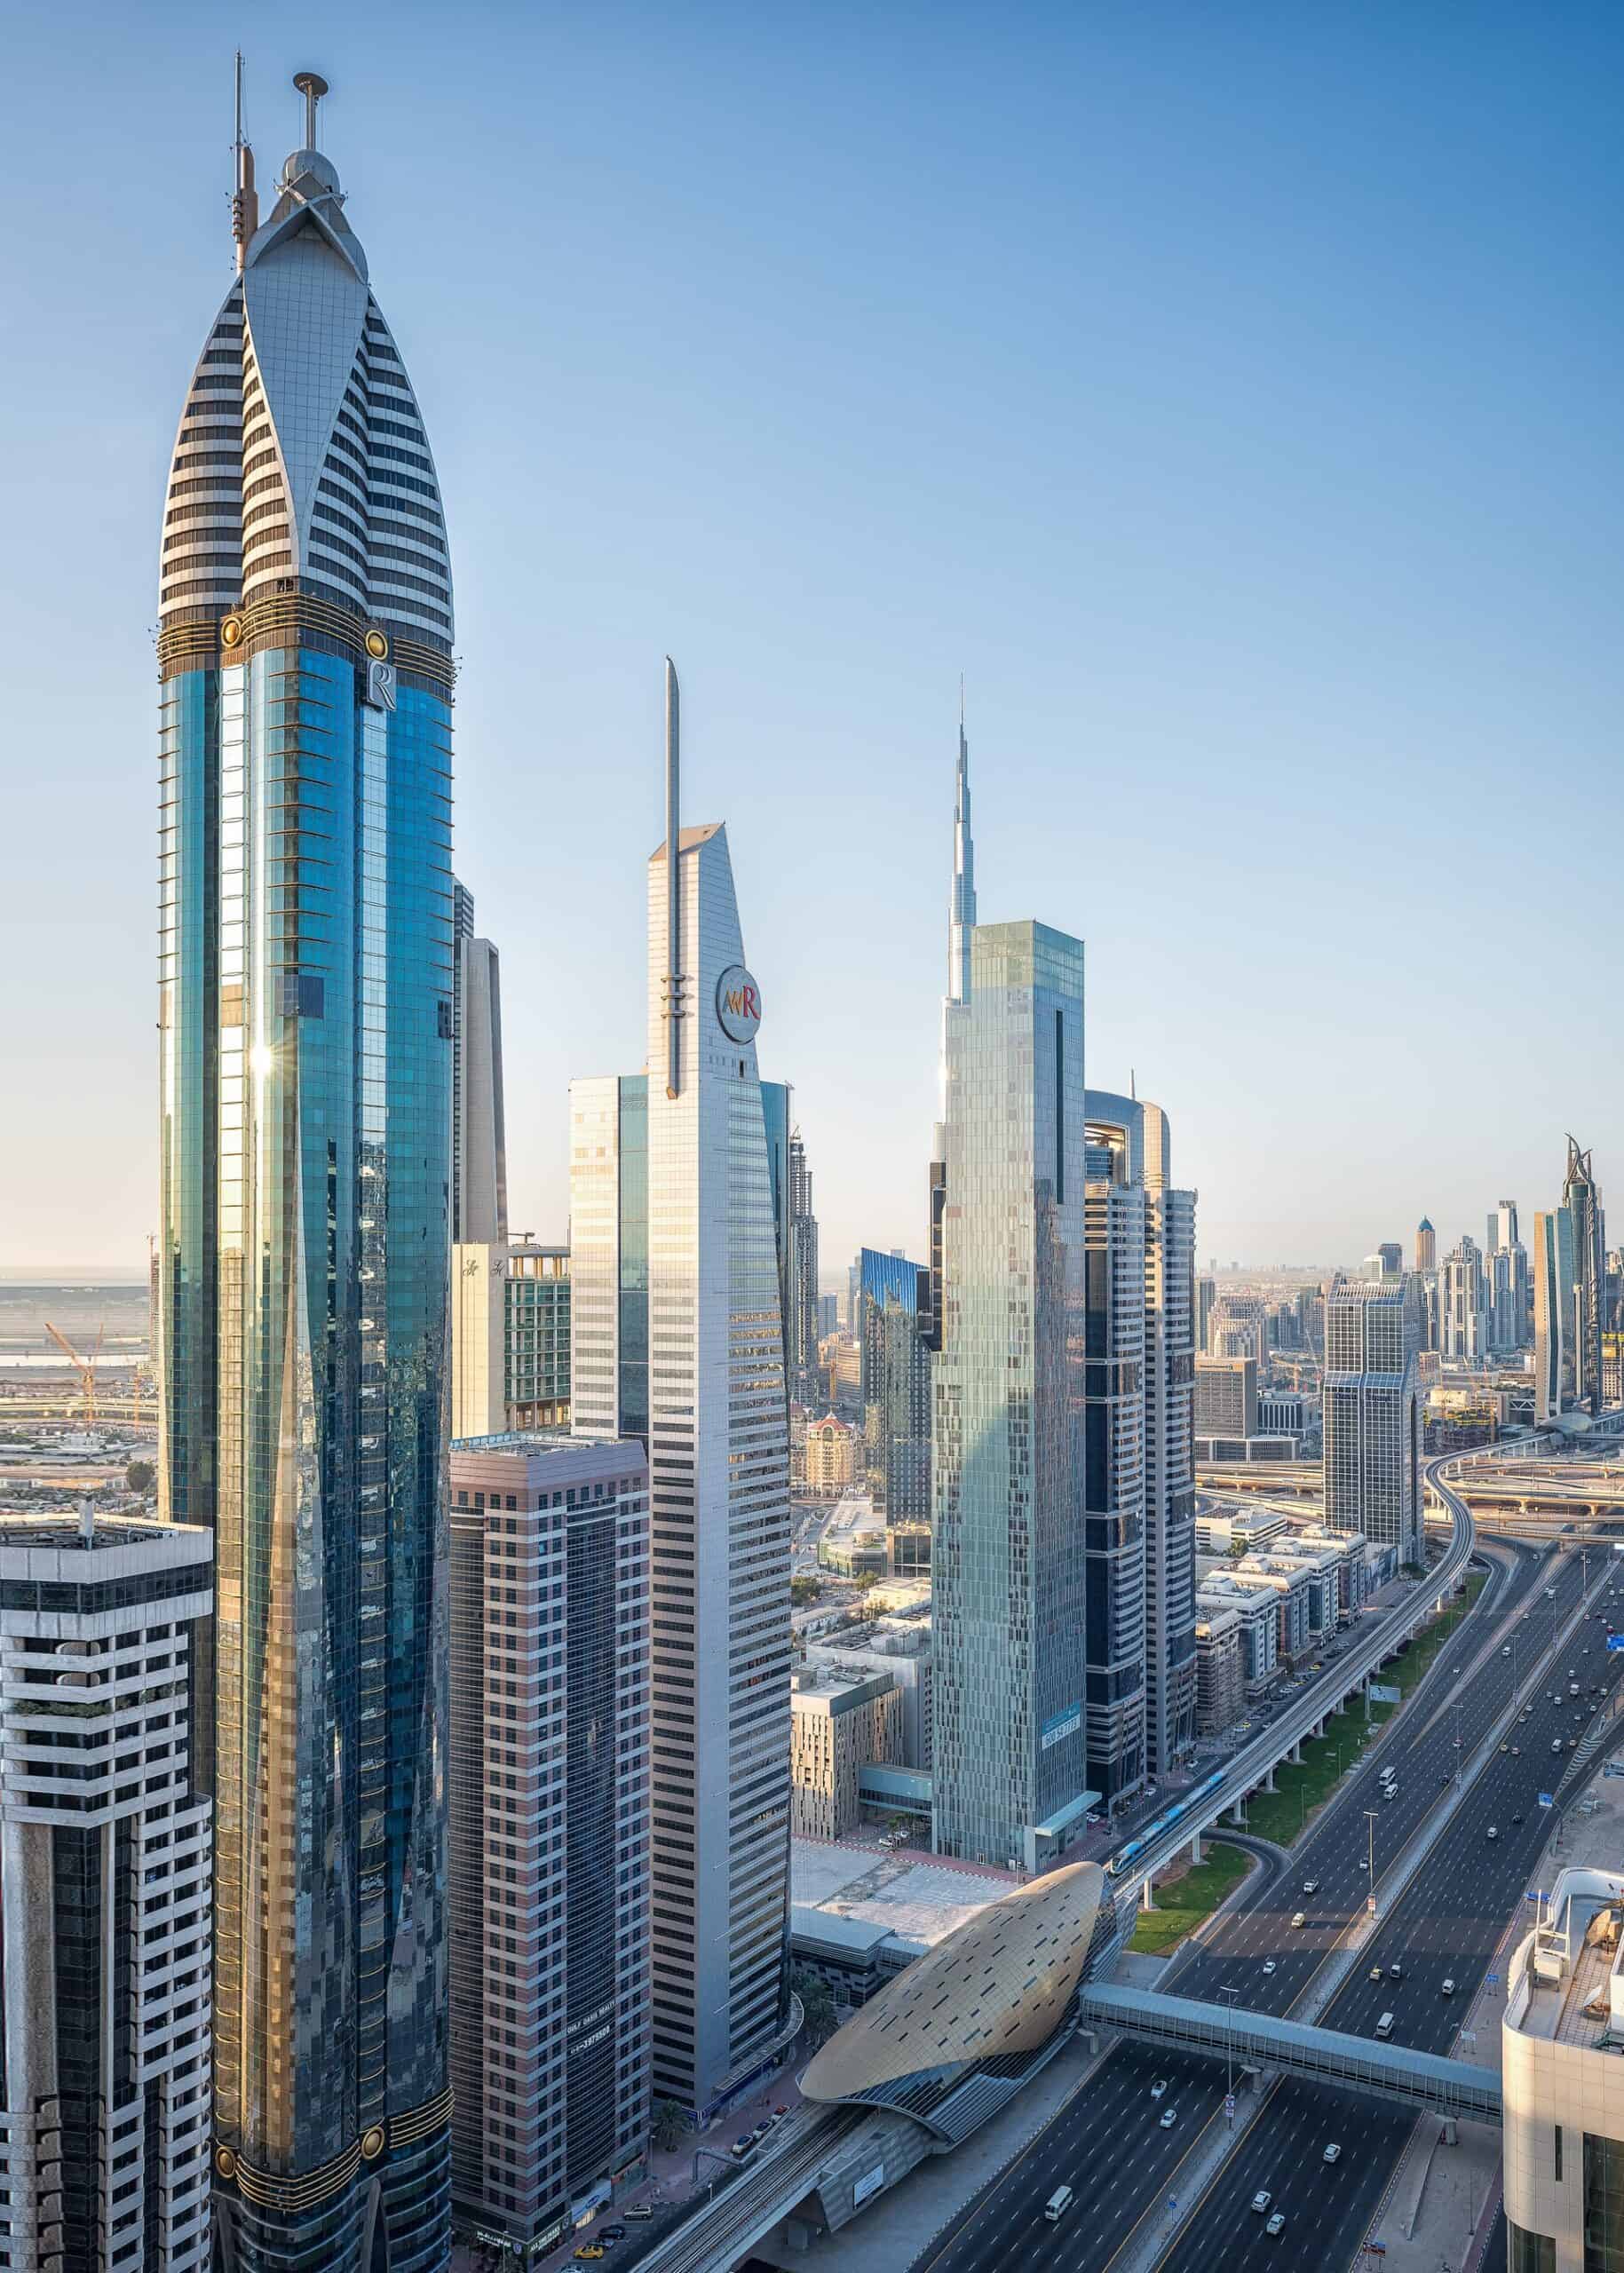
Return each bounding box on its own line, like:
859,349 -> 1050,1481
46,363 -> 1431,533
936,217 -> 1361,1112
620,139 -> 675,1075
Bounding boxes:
1266,2212 -> 1287,2237
1150,2078 -> 1168,2101
1323,2142 -> 1341,2165
1263,1960 -> 1277,1976
1160,2108 -> 1177,2130
1252,2190 -> 1272,2214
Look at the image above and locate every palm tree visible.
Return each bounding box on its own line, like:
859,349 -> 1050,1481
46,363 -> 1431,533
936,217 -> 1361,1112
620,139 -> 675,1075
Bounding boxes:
792,1967 -> 837,2046
651,2098 -> 687,2153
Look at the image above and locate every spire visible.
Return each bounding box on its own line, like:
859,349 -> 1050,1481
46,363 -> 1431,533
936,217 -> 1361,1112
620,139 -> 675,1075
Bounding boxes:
293,69 -> 329,152
662,658 -> 685,1099
231,51 -> 258,270
947,693 -> 976,1008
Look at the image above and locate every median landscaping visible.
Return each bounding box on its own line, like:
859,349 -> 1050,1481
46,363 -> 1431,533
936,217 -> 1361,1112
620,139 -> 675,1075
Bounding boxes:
1244,1569 -> 1487,1848
1128,1838 -> 1251,1955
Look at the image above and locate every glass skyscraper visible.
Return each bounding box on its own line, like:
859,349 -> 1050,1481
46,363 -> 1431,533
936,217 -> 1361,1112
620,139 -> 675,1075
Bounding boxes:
156,76 -> 453,2271
933,921 -> 1095,1871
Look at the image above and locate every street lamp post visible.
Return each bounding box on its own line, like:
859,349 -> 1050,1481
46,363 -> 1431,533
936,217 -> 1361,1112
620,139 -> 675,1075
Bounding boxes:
1218,1984 -> 1239,2124
1365,1810 -> 1379,1919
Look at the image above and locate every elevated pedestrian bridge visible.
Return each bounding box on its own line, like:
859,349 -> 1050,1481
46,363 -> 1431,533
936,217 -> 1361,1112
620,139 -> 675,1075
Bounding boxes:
1079,1984 -> 1501,2123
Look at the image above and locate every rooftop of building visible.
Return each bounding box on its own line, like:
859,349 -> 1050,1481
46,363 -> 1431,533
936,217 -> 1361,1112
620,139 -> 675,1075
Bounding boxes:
1510,1865 -> 1624,2053
0,1511 -> 212,1576
791,1837 -> 1018,1960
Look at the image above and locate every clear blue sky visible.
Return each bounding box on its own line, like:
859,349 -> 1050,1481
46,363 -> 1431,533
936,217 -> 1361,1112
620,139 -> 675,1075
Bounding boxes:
4,1 -> 1621,1277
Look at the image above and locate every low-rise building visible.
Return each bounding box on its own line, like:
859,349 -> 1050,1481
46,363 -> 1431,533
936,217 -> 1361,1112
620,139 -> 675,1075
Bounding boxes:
804,1623 -> 933,1770
1193,1568 -> 1282,1691
805,1413 -> 859,1496
1194,1609 -> 1245,1735
790,1667 -> 905,1839
1195,1432 -> 1304,1464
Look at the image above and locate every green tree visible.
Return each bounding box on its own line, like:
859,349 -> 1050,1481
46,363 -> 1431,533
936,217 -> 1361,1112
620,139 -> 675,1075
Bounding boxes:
792,1966 -> 838,2046
126,1460 -> 156,1494
790,1574 -> 822,1605
650,2098 -> 688,2153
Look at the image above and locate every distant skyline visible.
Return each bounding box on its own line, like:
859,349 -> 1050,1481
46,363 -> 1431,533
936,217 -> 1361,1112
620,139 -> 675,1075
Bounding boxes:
4,2 -> 1622,1273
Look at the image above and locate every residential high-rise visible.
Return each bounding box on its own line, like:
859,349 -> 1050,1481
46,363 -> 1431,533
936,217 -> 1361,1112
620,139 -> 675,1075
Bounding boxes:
448,1435 -> 650,2256
155,74 -> 454,2268
1081,1121 -> 1148,1806
451,879 -> 508,1246
570,665 -> 793,2119
0,1513 -> 215,2272
786,1124 -> 822,1410
1415,1217 -> 1436,1271
856,1247 -> 931,1524
933,921 -> 1094,1867
1564,1138 -> 1605,1416
1534,1207 -> 1578,1423
1438,1235 -> 1488,1364
1322,1276 -> 1422,1563
1195,1273 -> 1216,1354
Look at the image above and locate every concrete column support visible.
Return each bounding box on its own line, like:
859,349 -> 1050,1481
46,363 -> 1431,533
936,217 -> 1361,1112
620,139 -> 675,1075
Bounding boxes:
1264,1767 -> 1277,1793
1140,1875 -> 1155,1911
1190,1833 -> 1203,1866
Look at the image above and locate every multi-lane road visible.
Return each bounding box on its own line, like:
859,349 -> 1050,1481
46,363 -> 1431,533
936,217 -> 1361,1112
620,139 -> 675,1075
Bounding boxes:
915,1531 -> 1624,2273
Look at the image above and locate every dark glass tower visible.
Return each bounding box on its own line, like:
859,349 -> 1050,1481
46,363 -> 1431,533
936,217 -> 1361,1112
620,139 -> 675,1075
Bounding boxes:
155,71 -> 453,2272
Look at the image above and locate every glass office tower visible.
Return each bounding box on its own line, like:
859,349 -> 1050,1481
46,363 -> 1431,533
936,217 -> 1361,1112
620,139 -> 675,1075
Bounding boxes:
156,77 -> 453,2272
933,921 -> 1094,1871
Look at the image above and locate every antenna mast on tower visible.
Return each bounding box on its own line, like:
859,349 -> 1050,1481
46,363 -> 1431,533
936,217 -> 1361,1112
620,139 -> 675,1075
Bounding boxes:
231,51 -> 258,268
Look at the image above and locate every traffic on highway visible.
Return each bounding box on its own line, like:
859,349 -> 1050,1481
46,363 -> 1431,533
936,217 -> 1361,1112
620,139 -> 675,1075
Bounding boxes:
915,1519 -> 1624,2273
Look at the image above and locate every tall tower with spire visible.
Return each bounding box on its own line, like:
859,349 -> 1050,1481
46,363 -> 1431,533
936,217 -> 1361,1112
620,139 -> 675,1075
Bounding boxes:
925,705 -> 978,1349
156,70 -> 454,2271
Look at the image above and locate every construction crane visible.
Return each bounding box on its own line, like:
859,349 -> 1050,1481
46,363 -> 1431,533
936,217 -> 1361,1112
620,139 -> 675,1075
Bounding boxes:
45,1321 -> 104,1429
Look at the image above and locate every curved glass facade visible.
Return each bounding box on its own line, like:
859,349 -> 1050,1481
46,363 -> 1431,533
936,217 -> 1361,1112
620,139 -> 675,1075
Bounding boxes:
157,101 -> 455,2272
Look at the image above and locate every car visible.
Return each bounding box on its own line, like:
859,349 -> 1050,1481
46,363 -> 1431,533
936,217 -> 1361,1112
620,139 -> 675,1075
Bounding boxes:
600,2227 -> 626,2244
752,2119 -> 773,2140
1390,1963 -> 1404,1980
1369,1965 -> 1384,1982
1160,2107 -> 1177,2129
1324,2142 -> 1342,2164
1500,1743 -> 1509,1753
1513,1813 -> 1525,1826
1303,1880 -> 1319,1896
729,2140 -> 755,2162
1487,1826 -> 1498,1840
1252,2191 -> 1273,2214
1150,2078 -> 1168,2100
1442,1978 -> 1456,1996
574,2252 -> 606,2265
1263,1960 -> 1278,1976
1291,1911 -> 1307,1928
1513,1746 -> 1521,1756
1571,1737 -> 1580,1747
1266,2213 -> 1287,2236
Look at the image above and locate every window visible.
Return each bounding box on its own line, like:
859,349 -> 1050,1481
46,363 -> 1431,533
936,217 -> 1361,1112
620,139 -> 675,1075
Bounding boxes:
1585,2132 -> 1624,2272
1508,2224 -> 1555,2273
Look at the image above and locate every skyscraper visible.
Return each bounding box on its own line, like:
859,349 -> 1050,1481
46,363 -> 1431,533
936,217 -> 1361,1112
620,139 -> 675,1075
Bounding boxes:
856,1246 -> 931,1522
0,1514 -> 215,2271
933,921 -> 1094,1868
1415,1217 -> 1436,1271
451,879 -> 508,1247
156,73 -> 453,2269
1322,1277 -> 1422,1563
1081,1125 -> 1148,1806
1564,1138 -> 1605,1416
923,709 -> 978,1352
571,666 -> 793,2117
786,1123 -> 822,1409
448,1435 -> 651,2255
1438,1235 -> 1488,1364
1534,1205 -> 1578,1423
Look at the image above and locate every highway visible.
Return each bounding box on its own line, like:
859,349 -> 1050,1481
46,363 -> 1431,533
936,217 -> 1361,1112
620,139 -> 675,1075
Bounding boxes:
912,1525 -> 1620,2273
